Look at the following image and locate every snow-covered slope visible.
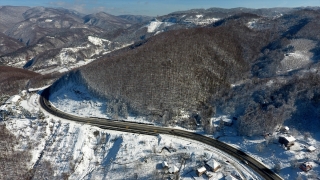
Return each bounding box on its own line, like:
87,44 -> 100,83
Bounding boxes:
2,35 -> 132,75
184,14 -> 220,25
1,90 -> 261,179
146,19 -> 174,33
278,39 -> 317,74
47,79 -> 320,179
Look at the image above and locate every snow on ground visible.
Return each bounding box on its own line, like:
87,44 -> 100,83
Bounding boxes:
147,20 -> 163,33
184,16 -> 220,26
49,82 -> 109,119
3,81 -> 320,179
47,79 -> 320,179
34,38 -> 133,75
212,115 -> 320,180
278,39 -> 317,74
49,81 -> 153,124
247,19 -> 258,29
88,36 -> 111,46
0,89 -> 262,180
146,19 -> 174,33
20,93 -> 40,113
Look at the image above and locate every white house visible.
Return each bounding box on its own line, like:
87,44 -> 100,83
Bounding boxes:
307,146 -> 316,152
206,159 -> 221,172
196,166 -> 206,176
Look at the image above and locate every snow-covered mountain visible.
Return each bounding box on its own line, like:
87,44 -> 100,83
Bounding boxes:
0,6 -> 30,32
1,5 -> 320,180
0,6 -> 136,74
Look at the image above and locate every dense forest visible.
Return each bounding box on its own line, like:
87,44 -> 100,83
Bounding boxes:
51,21 -> 269,129
0,66 -> 39,95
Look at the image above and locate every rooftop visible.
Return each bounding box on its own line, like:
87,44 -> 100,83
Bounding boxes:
5,95 -> 21,104
307,146 -> 316,152
206,159 -> 221,169
280,135 -> 296,142
197,166 -> 206,173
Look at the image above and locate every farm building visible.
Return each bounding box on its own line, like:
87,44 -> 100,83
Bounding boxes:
300,162 -> 312,172
206,159 -> 221,172
196,166 -> 206,176
278,135 -> 296,147
307,146 -> 316,152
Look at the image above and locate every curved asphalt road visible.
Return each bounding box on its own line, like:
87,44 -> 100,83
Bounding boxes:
40,88 -> 282,180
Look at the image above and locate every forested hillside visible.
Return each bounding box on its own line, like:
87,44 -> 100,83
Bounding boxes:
49,9 -> 320,135
213,9 -> 320,135
0,66 -> 39,95
0,66 -> 63,96
50,20 -> 269,127
1,5 -> 319,136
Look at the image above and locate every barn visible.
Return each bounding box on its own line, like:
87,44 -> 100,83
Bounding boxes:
278,135 -> 296,147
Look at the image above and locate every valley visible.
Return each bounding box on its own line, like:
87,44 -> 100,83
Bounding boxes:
1,4 -> 320,180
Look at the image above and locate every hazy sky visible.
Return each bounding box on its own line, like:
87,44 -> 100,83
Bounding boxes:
1,0 -> 320,16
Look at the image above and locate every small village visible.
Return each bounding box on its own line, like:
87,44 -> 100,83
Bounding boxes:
277,126 -> 316,173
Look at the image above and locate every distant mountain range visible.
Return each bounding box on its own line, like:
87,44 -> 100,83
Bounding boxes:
1,6 -> 315,74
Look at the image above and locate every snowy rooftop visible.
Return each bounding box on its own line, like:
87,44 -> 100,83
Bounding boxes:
307,146 -> 316,152
197,166 -> 206,173
281,135 -> 296,142
223,118 -> 233,123
301,162 -> 313,167
5,95 -> 21,104
206,159 -> 221,170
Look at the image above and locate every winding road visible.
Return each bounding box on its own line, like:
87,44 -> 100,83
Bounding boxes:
40,87 -> 282,180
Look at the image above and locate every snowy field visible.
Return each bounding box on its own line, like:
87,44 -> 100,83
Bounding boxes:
49,82 -> 154,124
1,90 -> 262,179
277,39 -> 317,74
